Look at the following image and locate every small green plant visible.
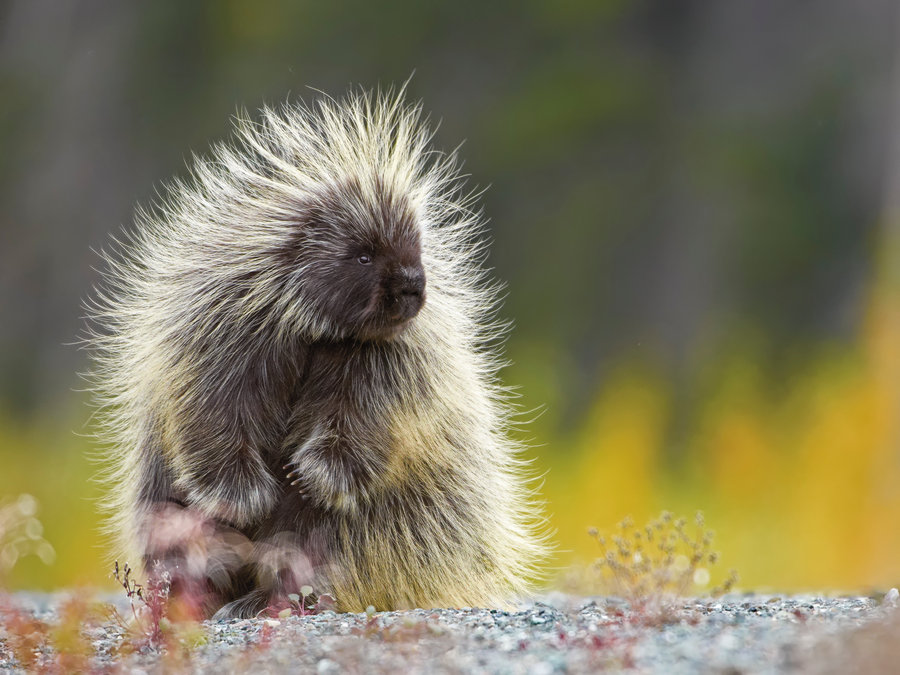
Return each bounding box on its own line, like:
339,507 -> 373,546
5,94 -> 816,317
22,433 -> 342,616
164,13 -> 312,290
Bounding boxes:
278,585 -> 336,618
586,511 -> 739,613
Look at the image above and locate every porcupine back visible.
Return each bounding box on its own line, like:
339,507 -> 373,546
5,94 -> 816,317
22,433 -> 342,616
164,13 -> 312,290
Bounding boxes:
86,87 -> 549,611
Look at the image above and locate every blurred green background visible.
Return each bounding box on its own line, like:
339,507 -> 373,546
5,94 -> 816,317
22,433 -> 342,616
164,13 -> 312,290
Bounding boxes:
2,0 -> 900,592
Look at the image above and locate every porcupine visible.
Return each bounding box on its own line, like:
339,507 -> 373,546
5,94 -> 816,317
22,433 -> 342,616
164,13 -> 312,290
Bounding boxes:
87,87 -> 548,618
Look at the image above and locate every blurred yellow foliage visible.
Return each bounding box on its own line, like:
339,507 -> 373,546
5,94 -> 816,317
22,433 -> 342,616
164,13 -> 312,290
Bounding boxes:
538,292 -> 900,592
0,416 -> 108,590
4,296 -> 900,592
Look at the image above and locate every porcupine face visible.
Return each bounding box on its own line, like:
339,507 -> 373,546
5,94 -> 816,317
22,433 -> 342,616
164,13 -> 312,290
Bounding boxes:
298,178 -> 427,342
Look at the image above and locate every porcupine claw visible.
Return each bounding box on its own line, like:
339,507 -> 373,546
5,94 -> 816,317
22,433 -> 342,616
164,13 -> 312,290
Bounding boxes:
285,465 -> 306,494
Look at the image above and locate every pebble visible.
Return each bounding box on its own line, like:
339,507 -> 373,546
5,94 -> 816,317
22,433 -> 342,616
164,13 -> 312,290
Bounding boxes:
316,658 -> 340,674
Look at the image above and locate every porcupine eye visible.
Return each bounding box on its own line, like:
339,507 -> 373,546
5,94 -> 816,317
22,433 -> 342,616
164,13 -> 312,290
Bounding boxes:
357,254 -> 372,265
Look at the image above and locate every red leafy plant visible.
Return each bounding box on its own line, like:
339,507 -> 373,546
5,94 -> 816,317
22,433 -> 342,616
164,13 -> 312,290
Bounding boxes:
105,560 -> 206,661
1,590 -> 110,675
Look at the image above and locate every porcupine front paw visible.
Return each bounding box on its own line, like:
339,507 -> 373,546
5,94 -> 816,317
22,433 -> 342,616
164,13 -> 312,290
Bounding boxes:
179,451 -> 279,527
283,455 -> 358,513
284,418 -> 389,513
283,462 -> 310,496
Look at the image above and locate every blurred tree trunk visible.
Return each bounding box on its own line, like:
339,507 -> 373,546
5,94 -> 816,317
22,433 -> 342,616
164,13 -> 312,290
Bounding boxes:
0,0 -> 139,419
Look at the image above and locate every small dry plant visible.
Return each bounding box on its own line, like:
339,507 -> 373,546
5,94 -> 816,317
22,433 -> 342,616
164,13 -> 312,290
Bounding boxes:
582,511 -> 739,622
107,560 -> 171,649
0,494 -> 55,586
106,560 -> 206,661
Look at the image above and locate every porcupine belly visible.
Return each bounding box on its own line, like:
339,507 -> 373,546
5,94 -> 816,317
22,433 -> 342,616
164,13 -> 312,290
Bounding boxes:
210,337 -> 463,613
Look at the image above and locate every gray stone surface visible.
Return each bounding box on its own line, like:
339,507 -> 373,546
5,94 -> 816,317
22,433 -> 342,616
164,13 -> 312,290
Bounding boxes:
1,593 -> 896,674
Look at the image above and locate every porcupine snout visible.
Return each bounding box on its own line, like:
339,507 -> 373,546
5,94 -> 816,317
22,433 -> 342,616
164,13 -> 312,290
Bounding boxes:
387,266 -> 426,323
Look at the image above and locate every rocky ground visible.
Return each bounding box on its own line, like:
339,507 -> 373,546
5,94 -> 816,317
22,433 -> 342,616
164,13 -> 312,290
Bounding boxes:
2,592 -> 899,674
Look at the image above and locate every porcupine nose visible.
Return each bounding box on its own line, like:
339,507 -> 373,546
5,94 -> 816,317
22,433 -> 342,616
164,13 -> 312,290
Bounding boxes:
392,266 -> 426,322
